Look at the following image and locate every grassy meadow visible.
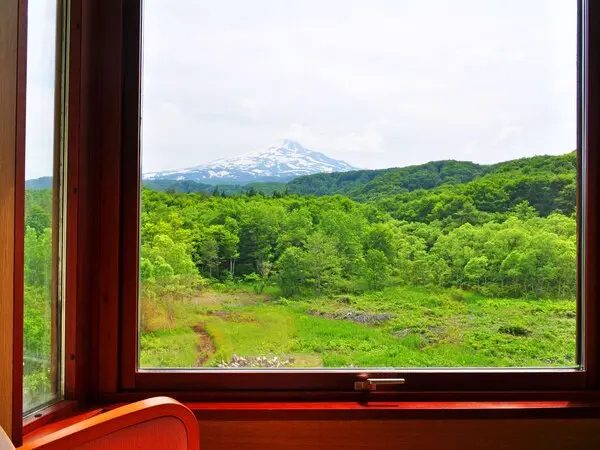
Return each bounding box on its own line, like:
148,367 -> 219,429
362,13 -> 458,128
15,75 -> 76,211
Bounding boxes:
140,284 -> 576,369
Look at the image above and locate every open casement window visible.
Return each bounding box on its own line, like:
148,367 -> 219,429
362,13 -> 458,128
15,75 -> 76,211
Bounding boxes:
22,0 -> 69,414
104,0 -> 600,396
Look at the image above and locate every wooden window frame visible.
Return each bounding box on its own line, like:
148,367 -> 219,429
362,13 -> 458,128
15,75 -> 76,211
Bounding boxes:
1,0 -> 28,442
106,0 -> 600,397
1,0 -> 84,445
23,0 -> 82,414
15,0 -> 96,441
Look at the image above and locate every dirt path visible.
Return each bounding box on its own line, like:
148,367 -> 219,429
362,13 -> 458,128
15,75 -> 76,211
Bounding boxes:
192,323 -> 216,366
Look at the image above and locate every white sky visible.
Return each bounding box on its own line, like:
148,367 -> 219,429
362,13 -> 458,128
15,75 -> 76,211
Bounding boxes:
26,0 -> 57,180
26,0 -> 578,178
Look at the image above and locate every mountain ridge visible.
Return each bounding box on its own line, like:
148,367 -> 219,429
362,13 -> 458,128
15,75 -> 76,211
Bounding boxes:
287,151 -> 577,201
142,139 -> 358,185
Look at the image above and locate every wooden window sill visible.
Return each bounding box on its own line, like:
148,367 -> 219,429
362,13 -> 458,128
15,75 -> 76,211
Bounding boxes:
23,397 -> 600,443
187,400 -> 600,420
23,401 -> 87,440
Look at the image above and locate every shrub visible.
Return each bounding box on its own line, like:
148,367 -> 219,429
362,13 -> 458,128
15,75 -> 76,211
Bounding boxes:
140,297 -> 171,333
499,324 -> 532,337
447,288 -> 468,302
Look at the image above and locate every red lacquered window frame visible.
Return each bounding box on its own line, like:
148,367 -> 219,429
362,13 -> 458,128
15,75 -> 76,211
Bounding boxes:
87,0 -> 600,398
10,0 -> 84,444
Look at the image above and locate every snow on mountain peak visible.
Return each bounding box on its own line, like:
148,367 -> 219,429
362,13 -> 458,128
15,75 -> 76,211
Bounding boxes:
143,140 -> 358,185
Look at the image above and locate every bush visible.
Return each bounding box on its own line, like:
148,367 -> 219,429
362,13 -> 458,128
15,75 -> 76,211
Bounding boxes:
140,297 -> 171,333
243,273 -> 261,283
499,325 -> 532,337
447,288 -> 468,302
477,283 -> 508,298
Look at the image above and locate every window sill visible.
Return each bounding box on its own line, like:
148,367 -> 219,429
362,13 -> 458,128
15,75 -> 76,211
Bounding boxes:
23,395 -> 600,443
187,399 -> 600,421
22,401 -> 81,439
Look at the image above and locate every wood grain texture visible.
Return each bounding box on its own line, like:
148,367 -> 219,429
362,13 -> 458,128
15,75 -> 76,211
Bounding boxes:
75,0 -> 95,403
64,0 -> 82,402
0,0 -> 21,440
188,400 -> 600,421
22,402 -> 80,438
11,0 -> 27,444
49,0 -> 63,412
133,370 -> 587,393
119,0 -> 141,390
78,0 -> 124,397
84,0 -> 124,396
95,390 -> 600,405
23,399 -> 600,444
20,401 -> 600,449
94,0 -> 123,396
584,0 -> 600,390
20,408 -> 600,450
19,401 -> 600,450
197,418 -> 600,450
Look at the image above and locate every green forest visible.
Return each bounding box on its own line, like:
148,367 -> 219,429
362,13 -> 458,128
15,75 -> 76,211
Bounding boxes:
23,189 -> 55,410
24,152 -> 578,395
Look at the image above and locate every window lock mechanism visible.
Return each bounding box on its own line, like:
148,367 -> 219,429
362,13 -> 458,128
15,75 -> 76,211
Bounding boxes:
354,378 -> 406,391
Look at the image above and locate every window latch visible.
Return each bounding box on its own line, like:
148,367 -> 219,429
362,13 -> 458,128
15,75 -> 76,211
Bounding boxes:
354,378 -> 406,391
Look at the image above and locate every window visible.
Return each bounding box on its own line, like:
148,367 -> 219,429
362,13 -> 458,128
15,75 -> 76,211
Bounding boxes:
23,0 -> 66,413
137,0 -> 579,373
115,0 -> 596,393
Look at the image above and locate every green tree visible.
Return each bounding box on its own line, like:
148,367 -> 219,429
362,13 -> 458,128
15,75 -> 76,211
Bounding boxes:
364,249 -> 391,290
303,232 -> 342,294
275,247 -> 306,296
193,234 -> 219,277
24,227 -> 52,289
464,256 -> 489,287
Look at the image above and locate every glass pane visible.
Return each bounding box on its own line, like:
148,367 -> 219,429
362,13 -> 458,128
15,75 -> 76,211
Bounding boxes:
139,1 -> 578,369
23,0 -> 62,411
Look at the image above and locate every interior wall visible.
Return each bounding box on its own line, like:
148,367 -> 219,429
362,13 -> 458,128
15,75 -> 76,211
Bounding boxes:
197,418 -> 600,450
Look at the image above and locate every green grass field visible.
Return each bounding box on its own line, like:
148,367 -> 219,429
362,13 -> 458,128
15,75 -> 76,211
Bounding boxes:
139,285 -> 577,369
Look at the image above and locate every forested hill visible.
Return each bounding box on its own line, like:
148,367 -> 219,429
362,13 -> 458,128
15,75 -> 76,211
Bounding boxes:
287,152 -> 576,202
143,179 -> 287,196
287,160 -> 486,198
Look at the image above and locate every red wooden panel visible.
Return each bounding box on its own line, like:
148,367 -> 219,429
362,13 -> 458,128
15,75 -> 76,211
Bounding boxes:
64,0 -> 82,401
196,418 -> 600,450
79,0 -> 124,396
12,0 -> 28,444
119,0 -> 142,390
584,0 -> 600,390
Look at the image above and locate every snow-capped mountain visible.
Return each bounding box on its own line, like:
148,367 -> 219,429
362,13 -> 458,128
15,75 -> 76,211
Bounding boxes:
143,140 -> 358,184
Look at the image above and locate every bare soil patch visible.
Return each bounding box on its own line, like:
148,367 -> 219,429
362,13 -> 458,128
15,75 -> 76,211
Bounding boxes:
192,323 -> 216,366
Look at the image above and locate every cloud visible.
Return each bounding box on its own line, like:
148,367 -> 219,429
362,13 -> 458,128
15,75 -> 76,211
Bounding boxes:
26,0 -> 578,177
25,0 -> 58,180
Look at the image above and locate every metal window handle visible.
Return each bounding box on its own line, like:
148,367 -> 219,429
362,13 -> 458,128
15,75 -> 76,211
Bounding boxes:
354,378 -> 406,391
